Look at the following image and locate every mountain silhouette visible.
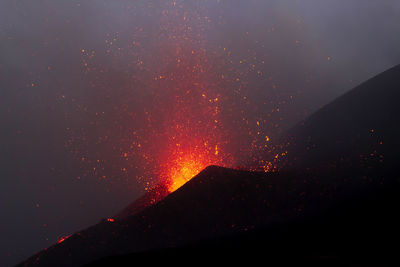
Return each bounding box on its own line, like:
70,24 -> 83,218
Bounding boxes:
278,64 -> 400,171
17,65 -> 400,267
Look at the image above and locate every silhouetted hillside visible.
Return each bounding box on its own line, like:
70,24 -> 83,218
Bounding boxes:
18,163 -> 399,267
17,65 -> 400,267
17,166 -> 301,266
279,64 -> 400,170
86,176 -> 400,266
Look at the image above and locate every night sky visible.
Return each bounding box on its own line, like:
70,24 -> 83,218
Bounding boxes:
1,1 -> 400,266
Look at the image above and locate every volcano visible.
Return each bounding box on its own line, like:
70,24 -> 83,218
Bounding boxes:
17,65 -> 400,267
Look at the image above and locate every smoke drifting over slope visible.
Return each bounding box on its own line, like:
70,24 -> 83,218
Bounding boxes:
1,1 -> 400,266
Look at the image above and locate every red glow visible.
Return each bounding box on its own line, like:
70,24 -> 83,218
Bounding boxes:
57,235 -> 71,244
106,218 -> 115,222
163,147 -> 218,192
68,1 -> 285,193
166,158 -> 205,192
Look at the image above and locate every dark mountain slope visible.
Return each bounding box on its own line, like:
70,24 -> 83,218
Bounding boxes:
279,64 -> 400,170
18,164 -> 388,267
87,176 -> 400,267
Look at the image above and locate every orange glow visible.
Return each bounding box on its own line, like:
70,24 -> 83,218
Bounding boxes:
70,2 -> 286,193
57,235 -> 71,244
106,218 -> 115,222
166,149 -> 218,193
166,156 -> 208,192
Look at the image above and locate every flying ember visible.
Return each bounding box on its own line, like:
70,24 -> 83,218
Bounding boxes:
56,235 -> 71,244
68,0 -> 282,195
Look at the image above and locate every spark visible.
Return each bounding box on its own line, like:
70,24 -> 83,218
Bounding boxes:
57,235 -> 71,244
67,0 -> 286,194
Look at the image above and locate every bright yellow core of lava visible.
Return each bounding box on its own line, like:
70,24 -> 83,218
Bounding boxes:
167,158 -> 206,192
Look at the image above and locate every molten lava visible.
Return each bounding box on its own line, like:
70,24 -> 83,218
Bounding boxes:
166,156 -> 208,192
57,235 -> 71,244
159,138 -> 225,193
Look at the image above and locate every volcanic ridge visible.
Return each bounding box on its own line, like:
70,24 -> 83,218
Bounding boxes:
17,65 -> 400,267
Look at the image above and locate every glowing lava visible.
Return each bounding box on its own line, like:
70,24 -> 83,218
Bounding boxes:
166,156 -> 208,192
162,141 -> 223,192
70,1 -> 285,194
57,235 -> 71,244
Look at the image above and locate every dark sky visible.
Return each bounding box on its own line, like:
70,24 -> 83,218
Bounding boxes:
1,1 -> 399,266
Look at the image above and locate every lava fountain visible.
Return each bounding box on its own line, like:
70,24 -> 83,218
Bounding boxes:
165,153 -> 209,192
70,0 -> 281,195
